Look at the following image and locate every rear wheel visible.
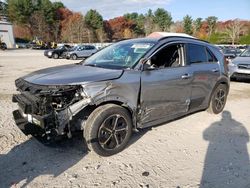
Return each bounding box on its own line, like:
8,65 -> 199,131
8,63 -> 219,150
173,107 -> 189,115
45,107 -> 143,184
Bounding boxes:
72,54 -> 77,60
52,53 -> 59,59
207,84 -> 228,114
84,104 -> 132,156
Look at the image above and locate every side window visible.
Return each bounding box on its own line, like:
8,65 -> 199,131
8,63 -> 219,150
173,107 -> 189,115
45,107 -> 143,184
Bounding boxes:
187,44 -> 207,64
150,44 -> 183,68
206,48 -> 217,62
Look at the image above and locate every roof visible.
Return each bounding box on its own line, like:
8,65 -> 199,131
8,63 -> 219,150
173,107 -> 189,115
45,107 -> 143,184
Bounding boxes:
147,32 -> 195,39
0,21 -> 12,25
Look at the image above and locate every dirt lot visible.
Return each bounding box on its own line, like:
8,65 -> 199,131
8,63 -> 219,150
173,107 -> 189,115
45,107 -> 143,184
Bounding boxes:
0,49 -> 250,188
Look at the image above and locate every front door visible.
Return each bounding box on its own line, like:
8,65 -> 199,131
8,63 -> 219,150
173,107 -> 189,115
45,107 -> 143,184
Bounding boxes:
140,43 -> 192,125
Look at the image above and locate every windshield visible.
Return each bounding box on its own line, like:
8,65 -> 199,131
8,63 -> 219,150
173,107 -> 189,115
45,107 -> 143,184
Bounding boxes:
57,46 -> 65,50
71,46 -> 79,51
240,49 -> 250,57
84,40 -> 156,69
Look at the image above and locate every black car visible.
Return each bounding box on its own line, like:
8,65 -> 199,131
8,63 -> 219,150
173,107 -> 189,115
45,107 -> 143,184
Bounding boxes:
13,34 -> 229,156
44,45 -> 72,59
0,42 -> 7,50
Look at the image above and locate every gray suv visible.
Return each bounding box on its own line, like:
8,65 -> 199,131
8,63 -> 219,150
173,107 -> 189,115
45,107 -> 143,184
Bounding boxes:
12,34 -> 229,156
66,45 -> 97,60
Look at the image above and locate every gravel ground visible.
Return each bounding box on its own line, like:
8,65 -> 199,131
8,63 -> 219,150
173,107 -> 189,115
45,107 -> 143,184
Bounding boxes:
0,49 -> 250,188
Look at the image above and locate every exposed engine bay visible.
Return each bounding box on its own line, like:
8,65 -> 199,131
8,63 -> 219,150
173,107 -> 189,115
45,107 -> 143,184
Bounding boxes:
12,78 -> 91,139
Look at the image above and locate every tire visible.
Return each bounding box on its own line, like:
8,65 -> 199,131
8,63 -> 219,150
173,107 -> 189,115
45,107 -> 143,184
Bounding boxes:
230,77 -> 236,82
52,53 -> 59,59
207,84 -> 228,114
84,104 -> 132,156
72,54 -> 77,60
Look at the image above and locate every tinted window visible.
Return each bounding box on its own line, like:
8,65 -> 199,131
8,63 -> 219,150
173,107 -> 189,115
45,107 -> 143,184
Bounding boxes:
85,45 -> 95,50
187,44 -> 207,64
206,48 -> 216,62
89,46 -> 95,50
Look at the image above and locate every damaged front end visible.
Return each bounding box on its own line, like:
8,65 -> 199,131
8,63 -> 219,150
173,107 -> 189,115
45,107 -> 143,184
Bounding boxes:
12,78 -> 91,140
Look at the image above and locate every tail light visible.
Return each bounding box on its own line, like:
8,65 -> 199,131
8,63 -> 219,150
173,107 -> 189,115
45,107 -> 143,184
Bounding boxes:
224,56 -> 229,73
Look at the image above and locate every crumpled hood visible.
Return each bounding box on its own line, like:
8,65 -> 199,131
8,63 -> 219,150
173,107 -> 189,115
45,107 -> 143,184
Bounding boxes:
22,64 -> 123,85
232,57 -> 250,64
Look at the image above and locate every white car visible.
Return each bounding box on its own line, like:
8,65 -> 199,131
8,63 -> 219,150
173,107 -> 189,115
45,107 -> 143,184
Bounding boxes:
66,45 -> 97,60
229,48 -> 250,80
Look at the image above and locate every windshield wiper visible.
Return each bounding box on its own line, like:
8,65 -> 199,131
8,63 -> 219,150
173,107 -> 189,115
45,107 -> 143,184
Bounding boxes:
84,64 -> 98,67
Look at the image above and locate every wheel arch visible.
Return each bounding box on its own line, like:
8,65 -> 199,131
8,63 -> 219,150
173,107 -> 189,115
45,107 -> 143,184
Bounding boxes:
75,99 -> 136,129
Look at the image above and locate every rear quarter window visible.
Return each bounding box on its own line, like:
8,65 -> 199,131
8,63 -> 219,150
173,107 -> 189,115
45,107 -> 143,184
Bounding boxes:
206,48 -> 217,62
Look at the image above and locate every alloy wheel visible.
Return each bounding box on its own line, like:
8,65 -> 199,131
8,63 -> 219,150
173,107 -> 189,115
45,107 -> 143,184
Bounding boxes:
214,89 -> 226,112
98,114 -> 128,150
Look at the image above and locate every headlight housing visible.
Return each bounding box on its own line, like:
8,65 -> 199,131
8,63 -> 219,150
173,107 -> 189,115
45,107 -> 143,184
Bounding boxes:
48,51 -> 52,56
229,62 -> 237,67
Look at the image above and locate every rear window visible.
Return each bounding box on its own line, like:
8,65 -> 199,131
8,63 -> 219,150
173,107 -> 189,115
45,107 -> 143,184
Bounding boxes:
187,44 -> 207,64
86,45 -> 95,50
187,44 -> 217,64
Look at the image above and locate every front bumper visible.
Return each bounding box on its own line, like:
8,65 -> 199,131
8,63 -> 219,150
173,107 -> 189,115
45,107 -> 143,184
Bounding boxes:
229,64 -> 250,78
44,51 -> 53,58
12,109 -> 46,136
13,93 -> 91,137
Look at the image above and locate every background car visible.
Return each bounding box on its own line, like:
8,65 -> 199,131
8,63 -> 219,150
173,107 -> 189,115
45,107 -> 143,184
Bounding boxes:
44,44 -> 72,59
222,48 -> 242,62
0,41 -> 7,50
66,45 -> 97,60
229,48 -> 250,80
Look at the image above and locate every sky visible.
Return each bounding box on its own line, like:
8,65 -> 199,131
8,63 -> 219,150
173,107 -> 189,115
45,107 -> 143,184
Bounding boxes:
52,0 -> 250,21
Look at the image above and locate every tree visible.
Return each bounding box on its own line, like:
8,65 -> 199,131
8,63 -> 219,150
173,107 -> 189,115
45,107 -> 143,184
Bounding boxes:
124,12 -> 145,36
225,19 -> 243,45
193,17 -> 202,34
52,1 -> 64,10
7,0 -> 35,25
206,16 -> 218,37
144,9 -> 154,35
40,0 -> 55,24
107,16 -> 135,40
85,9 -> 104,42
30,10 -> 50,41
61,13 -> 88,43
153,8 -> 172,31
0,1 -> 8,20
183,15 -> 193,35
85,9 -> 103,30
170,21 -> 184,33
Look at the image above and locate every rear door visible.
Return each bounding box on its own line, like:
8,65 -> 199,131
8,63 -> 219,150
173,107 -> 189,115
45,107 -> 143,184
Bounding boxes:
186,43 -> 220,110
77,46 -> 86,57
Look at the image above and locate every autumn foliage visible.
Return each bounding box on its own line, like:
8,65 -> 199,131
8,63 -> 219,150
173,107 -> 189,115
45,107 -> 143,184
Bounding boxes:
2,0 -> 250,44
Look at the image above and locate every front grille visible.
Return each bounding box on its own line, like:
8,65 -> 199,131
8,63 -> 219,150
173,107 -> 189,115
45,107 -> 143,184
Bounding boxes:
12,93 -> 39,114
238,64 -> 250,69
232,73 -> 250,78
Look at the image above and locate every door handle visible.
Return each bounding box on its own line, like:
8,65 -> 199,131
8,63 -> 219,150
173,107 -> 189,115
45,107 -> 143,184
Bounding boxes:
181,74 -> 192,79
212,68 -> 219,72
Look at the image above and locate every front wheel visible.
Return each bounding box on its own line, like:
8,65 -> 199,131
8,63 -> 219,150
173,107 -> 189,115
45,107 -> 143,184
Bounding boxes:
207,84 -> 228,114
84,104 -> 132,156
